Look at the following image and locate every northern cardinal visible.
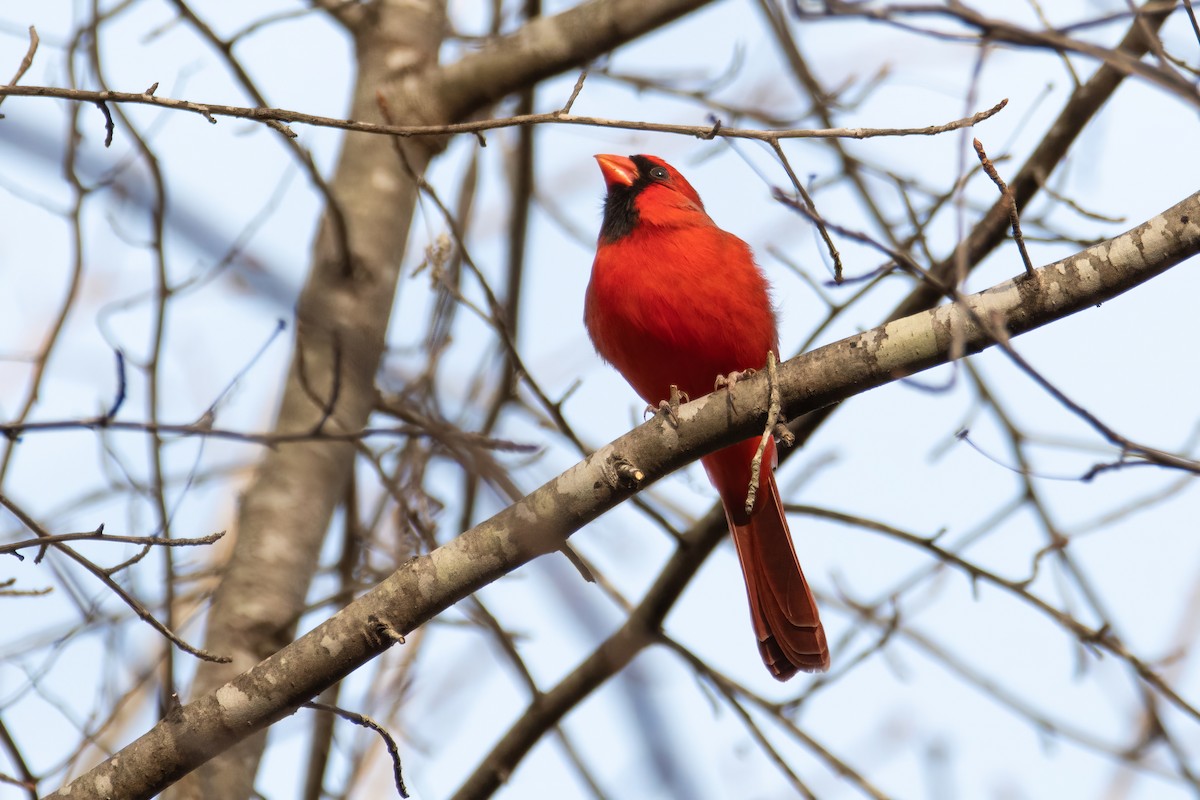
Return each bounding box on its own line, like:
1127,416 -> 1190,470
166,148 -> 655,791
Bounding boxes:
584,154 -> 829,679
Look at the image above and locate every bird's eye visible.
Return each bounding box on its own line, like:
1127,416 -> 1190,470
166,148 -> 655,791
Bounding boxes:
648,166 -> 669,180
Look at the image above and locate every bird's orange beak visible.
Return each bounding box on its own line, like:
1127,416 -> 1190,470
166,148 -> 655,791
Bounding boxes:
594,154 -> 637,188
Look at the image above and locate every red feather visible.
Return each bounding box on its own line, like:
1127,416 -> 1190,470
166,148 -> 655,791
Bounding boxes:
585,154 -> 829,679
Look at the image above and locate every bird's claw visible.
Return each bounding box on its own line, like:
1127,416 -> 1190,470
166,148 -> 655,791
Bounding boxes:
714,368 -> 756,392
646,385 -> 688,426
716,369 -> 756,412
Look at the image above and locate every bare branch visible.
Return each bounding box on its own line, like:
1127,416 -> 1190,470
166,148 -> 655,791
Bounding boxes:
0,83 -> 1008,143
0,25 -> 38,111
45,190 -> 1200,800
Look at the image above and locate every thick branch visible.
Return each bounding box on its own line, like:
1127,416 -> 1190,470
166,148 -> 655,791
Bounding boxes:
453,191 -> 1200,796
891,0 -> 1176,319
47,191 -> 1200,800
169,0 -> 722,796
425,0 -> 712,122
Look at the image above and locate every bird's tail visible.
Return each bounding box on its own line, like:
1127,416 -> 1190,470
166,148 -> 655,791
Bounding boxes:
706,440 -> 829,680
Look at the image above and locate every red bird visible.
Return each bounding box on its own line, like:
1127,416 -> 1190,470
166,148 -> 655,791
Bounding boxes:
584,154 -> 829,679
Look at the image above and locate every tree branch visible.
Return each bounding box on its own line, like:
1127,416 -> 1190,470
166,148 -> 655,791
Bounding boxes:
46,190 -> 1200,800
0,84 -> 1006,143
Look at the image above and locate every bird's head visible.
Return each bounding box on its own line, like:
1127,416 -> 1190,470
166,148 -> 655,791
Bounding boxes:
594,154 -> 709,243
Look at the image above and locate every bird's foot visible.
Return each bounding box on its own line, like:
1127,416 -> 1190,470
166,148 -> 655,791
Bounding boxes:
715,368 -> 756,390
715,369 -> 756,412
645,385 -> 688,426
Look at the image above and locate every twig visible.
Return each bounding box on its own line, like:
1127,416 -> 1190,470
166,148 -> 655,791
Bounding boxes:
973,138 -> 1035,276
0,416 -> 536,451
0,493 -> 230,662
0,25 -> 39,112
746,351 -> 783,516
303,702 -> 408,798
93,100 -> 115,146
2,528 -> 225,561
0,84 -> 1008,143
0,716 -> 39,799
787,504 -> 1200,725
770,140 -> 844,282
560,69 -> 587,113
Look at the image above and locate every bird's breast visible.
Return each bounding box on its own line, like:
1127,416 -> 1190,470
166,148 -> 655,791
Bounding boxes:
585,225 -> 779,405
